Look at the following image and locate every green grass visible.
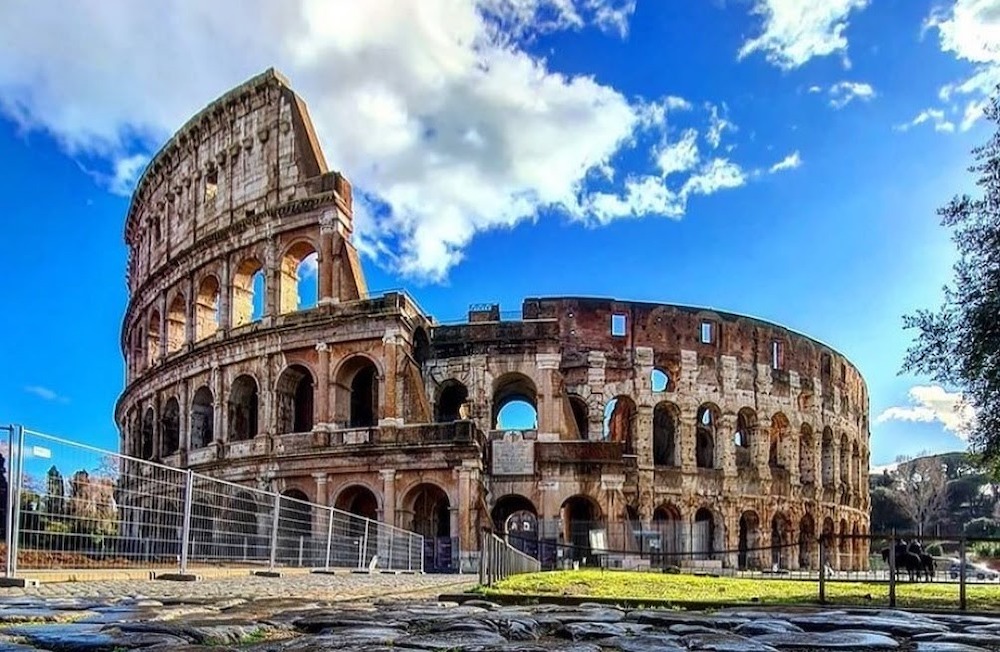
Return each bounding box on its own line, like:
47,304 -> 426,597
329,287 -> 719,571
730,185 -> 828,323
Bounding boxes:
482,570 -> 1000,611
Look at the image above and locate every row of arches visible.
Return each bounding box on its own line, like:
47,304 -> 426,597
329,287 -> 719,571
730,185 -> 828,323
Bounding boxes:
129,357 -> 379,459
129,241 -> 319,373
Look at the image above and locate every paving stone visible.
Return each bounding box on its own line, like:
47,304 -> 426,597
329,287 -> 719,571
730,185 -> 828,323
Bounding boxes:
788,614 -> 950,637
754,629 -> 901,649
558,620 -> 650,640
914,643 -> 991,652
627,609 -> 750,630
680,631 -> 780,652
733,619 -> 803,636
611,632 -> 686,652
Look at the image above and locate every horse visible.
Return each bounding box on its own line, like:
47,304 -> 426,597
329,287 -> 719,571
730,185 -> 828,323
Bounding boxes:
880,539 -> 922,582
907,540 -> 936,582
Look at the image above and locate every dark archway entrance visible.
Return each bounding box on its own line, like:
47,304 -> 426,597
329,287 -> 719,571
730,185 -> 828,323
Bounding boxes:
406,484 -> 452,572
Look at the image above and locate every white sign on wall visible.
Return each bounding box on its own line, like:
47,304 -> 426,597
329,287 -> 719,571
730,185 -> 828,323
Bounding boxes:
492,432 -> 535,475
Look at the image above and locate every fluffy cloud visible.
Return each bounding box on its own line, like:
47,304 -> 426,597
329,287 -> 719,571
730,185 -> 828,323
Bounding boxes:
921,0 -> 1000,132
828,81 -> 876,109
654,129 -> 700,177
895,108 -> 957,133
875,385 -> 976,439
768,151 -> 802,173
738,0 -> 871,69
0,0 -> 757,281
23,385 -> 69,403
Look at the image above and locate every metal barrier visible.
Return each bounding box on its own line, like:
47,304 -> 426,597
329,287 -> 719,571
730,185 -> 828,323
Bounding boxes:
1,425 -> 423,577
479,528 -> 541,587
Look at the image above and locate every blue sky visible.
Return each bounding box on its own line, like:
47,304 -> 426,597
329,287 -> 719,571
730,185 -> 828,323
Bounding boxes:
0,0 -> 996,466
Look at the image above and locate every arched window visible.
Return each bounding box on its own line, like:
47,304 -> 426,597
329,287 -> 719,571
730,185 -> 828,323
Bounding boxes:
161,397 -> 180,457
166,294 -> 186,354
840,433 -> 851,485
492,373 -> 538,431
279,242 -> 318,314
413,328 -> 431,366
277,489 -> 312,563
734,408 -> 755,469
693,508 -> 717,559
232,258 -> 265,327
191,386 -> 214,448
436,380 -> 469,423
276,365 -> 314,434
770,412 -> 790,469
603,396 -> 637,453
141,407 -> 155,460
799,424 -> 815,485
228,375 -> 259,441
568,395 -> 589,439
738,510 -> 761,570
821,427 -> 834,487
406,484 -> 451,540
195,275 -> 221,341
651,368 -> 669,392
335,356 -> 379,428
147,310 -> 161,366
695,404 -> 718,469
653,402 -> 677,466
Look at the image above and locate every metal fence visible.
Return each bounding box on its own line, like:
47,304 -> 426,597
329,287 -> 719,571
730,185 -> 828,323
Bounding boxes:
0,425 -> 423,577
479,528 -> 540,587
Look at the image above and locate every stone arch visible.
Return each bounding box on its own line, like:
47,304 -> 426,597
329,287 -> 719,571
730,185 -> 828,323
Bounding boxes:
821,427 -> 834,487
561,495 -> 602,562
695,403 -> 720,469
278,489 -> 313,563
652,502 -> 683,562
738,510 -> 762,570
227,491 -> 261,559
195,274 -> 221,341
228,374 -> 259,441
403,483 -> 452,540
839,432 -> 850,486
769,412 -> 791,469
279,240 -> 319,314
147,309 -> 161,366
838,517 -> 850,570
568,394 -> 590,439
603,395 -> 637,454
436,379 -> 469,423
334,484 -> 381,520
653,401 -> 678,466
412,327 -> 431,366
190,385 -> 214,449
275,364 -> 314,434
799,423 -> 816,485
141,407 -> 155,460
799,513 -> 817,570
734,407 -> 756,469
771,511 -> 793,569
161,397 -> 180,457
334,354 -> 381,428
693,506 -> 723,561
492,372 -> 538,430
165,292 -> 187,354
232,257 -> 265,327
491,494 -> 538,555
851,441 -> 861,498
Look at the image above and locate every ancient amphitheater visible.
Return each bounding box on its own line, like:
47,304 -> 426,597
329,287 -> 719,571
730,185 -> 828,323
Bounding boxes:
115,69 -> 870,574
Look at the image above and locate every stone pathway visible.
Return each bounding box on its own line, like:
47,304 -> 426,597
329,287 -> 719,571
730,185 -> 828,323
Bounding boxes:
1,579 -> 1000,650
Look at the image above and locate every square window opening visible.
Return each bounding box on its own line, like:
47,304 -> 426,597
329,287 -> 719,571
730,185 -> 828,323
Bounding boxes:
611,313 -> 626,337
700,321 -> 715,344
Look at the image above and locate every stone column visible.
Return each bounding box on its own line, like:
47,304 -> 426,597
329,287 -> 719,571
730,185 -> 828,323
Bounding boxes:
158,292 -> 168,363
213,365 -> 225,444
719,413 -> 737,477
314,343 -> 330,431
678,407 -> 697,473
318,210 -> 336,305
219,257 -> 231,333
380,328 -> 401,424
380,470 -> 397,528
634,404 -> 654,467
313,473 -> 329,537
185,275 -> 196,347
536,353 -> 560,436
265,239 -> 278,320
179,380 -> 190,454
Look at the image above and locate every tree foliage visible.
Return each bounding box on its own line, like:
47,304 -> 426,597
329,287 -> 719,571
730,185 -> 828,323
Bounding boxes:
903,94 -> 1000,466
896,457 -> 950,535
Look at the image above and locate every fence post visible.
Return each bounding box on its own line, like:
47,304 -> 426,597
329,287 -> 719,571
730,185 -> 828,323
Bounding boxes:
888,531 -> 897,608
324,509 -> 334,570
359,519 -> 370,570
408,534 -> 413,572
420,534 -> 425,574
269,492 -> 281,571
959,536 -> 967,611
818,535 -> 826,604
9,425 -> 25,579
179,470 -> 194,575
3,425 -> 16,578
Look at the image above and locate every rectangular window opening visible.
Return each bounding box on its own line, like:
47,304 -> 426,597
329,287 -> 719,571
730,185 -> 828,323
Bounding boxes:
771,340 -> 784,370
700,321 -> 714,344
611,313 -> 626,337
205,169 -> 219,202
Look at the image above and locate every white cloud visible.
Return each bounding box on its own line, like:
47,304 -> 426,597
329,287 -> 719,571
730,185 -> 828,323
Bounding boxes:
681,158 -> 747,197
768,150 -> 802,173
706,102 -> 737,149
895,108 -> 957,133
828,81 -> 876,109
0,0 -> 754,282
654,128 -> 700,177
875,385 -> 976,439
922,0 -> 1000,132
23,385 -> 69,403
738,0 -> 871,69
808,85 -> 824,94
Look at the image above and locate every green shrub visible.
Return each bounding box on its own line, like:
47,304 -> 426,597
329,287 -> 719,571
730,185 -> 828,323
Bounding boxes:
964,517 -> 1000,538
925,543 -> 943,557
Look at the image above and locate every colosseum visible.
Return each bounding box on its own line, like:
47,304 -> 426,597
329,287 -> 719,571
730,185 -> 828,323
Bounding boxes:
115,69 -> 871,574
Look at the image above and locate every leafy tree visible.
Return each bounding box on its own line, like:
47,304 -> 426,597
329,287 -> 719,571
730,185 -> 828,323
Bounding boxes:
902,94 -> 1000,466
45,465 -> 65,517
965,516 -> 1000,538
870,486 -> 914,533
870,470 -> 895,490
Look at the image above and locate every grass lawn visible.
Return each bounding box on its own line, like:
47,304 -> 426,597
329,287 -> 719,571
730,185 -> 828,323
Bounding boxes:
481,570 -> 1000,611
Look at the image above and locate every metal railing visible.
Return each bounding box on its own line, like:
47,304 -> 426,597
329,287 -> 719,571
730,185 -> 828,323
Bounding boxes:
479,528 -> 540,587
1,425 -> 423,577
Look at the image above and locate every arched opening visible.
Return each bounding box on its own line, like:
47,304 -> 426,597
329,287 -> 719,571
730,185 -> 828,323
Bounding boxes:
436,380 -> 469,423
799,513 -> 816,570
653,402 -> 678,466
141,408 -> 155,460
822,516 -> 835,564
491,494 -> 538,557
334,485 -> 380,563
195,275 -> 221,341
603,396 -> 637,454
279,242 -> 318,314
406,483 -> 452,572
568,395 -> 589,439
770,412 -> 790,469
335,356 -> 380,429
821,427 -> 834,487
840,433 -> 851,486
278,489 -> 312,565
228,375 -> 259,442
838,518 -> 850,570
734,408 -> 756,469
561,495 -> 601,562
166,294 -> 186,354
189,498 -> 215,559
232,258 -> 265,327
161,397 -> 180,457
652,503 -> 682,565
228,492 -> 260,560
190,386 -> 214,449
771,512 -> 792,569
651,368 -> 669,392
851,442 -> 861,499
492,373 -> 538,431
413,328 -> 431,366
695,404 -> 718,469
738,510 -> 761,570
276,365 -> 314,434
147,310 -> 161,366
693,507 -> 718,560
799,424 -> 815,485
851,521 -> 861,571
